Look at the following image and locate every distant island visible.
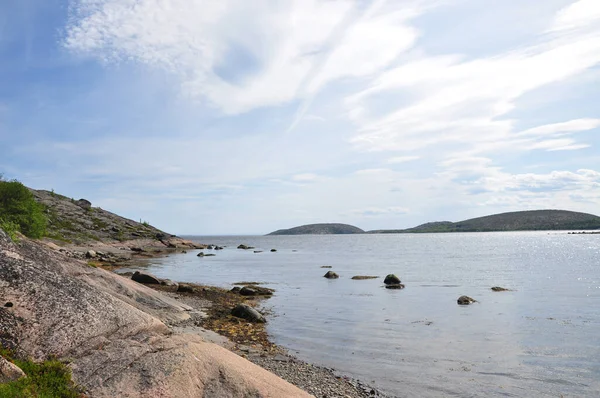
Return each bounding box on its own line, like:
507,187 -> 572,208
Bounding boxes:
267,223 -> 364,235
268,210 -> 600,235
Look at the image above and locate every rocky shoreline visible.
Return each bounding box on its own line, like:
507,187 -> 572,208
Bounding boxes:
0,230 -> 390,397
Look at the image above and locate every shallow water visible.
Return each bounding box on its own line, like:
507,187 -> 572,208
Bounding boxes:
121,232 -> 600,397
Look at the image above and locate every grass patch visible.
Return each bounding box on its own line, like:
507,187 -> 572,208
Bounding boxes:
0,346 -> 82,397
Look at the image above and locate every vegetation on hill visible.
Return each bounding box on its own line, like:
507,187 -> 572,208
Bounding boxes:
0,178 -> 47,240
267,223 -> 364,235
370,210 -> 600,233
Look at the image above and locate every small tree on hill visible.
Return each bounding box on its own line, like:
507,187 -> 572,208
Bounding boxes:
0,179 -> 47,239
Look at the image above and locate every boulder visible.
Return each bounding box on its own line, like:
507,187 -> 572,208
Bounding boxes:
491,286 -> 511,292
76,198 -> 92,210
214,246 -> 224,250
177,283 -> 196,293
270,249 -> 277,252
0,356 -> 26,383
197,252 -> 205,257
237,244 -> 248,250
231,304 -> 266,323
230,286 -> 241,293
131,271 -> 161,285
323,271 -> 339,279
457,295 -> 477,305
385,284 -> 405,289
85,250 -> 97,258
160,279 -> 179,288
352,275 -> 378,280
383,274 -> 401,285
239,286 -> 257,296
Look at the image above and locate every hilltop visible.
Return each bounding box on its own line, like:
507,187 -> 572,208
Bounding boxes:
267,223 -> 364,235
370,210 -> 600,233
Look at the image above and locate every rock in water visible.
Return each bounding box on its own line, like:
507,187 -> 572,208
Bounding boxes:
351,275 -> 378,280
270,249 -> 277,252
197,252 -> 205,257
231,304 -> 266,323
385,284 -> 405,289
323,271 -> 339,279
0,357 -> 26,383
131,271 -> 161,284
457,295 -> 476,305
383,274 -> 401,285
491,286 -> 510,292
239,286 -> 257,296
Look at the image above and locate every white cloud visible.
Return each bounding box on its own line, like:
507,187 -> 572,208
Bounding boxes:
64,0 -> 424,115
551,0 -> 600,32
387,156 -> 420,164
291,173 -> 321,182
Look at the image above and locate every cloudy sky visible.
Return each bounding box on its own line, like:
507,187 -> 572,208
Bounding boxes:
1,0 -> 599,235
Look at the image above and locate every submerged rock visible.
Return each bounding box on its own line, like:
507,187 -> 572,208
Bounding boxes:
385,284 -> 405,289
491,286 -> 511,292
351,275 -> 378,280
197,252 -> 205,257
231,304 -> 266,323
323,271 -> 339,279
320,266 -> 332,269
383,274 -> 401,285
457,295 -> 477,305
270,249 -> 277,252
131,271 -> 161,284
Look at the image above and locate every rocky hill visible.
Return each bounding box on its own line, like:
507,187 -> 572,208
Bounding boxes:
30,189 -> 170,244
267,223 -> 364,235
370,210 -> 600,233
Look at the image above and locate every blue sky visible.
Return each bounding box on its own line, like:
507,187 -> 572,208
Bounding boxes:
1,0 -> 599,235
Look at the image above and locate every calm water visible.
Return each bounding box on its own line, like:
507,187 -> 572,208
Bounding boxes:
121,232 -> 600,397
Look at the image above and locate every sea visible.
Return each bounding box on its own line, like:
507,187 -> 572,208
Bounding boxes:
120,232 -> 600,397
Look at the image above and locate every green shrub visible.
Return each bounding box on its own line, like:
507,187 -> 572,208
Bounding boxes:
0,358 -> 81,397
0,180 -> 47,239
0,219 -> 20,241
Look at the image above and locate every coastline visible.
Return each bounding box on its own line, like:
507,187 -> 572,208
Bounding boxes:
3,233 -> 389,397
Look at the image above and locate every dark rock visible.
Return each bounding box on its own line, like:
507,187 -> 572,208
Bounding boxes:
4,302 -> 13,307
457,295 -> 477,305
253,250 -> 263,253
230,287 -> 241,293
491,286 -> 511,292
231,304 -> 265,323
383,274 -> 401,285
131,271 -> 161,284
351,275 -> 378,280
214,246 -> 223,250
130,247 -> 144,252
320,265 -> 332,268
270,249 -> 277,252
204,253 -> 216,257
323,271 -> 339,279
239,286 -> 257,296
207,245 -> 214,250
197,252 -> 205,257
76,198 -> 92,210
385,284 -> 405,289
237,244 -> 248,250
177,283 -> 196,293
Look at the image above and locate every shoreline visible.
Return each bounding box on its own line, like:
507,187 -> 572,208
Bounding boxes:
51,237 -> 390,397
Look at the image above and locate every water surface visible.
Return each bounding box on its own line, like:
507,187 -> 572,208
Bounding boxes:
121,232 -> 600,397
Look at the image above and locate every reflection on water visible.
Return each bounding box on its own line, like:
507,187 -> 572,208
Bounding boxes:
121,232 -> 600,397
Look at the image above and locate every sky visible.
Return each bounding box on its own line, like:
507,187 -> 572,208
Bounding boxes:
0,0 -> 599,235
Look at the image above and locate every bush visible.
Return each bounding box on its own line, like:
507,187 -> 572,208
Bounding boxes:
0,180 -> 47,239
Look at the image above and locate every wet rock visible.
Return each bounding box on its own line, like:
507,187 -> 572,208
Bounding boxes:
491,286 -> 511,292
160,279 -> 179,288
383,274 -> 401,285
320,266 -> 332,269
457,295 -> 477,305
270,249 -> 277,252
239,286 -> 257,296
237,244 -> 254,250
207,245 -> 215,250
204,253 -> 216,257
351,276 -> 378,280
131,271 -> 161,284
231,304 -> 266,323
197,252 -> 205,257
0,357 -> 26,383
253,250 -> 263,253
214,246 -> 224,250
385,284 -> 405,289
230,286 -> 241,293
323,271 -> 339,279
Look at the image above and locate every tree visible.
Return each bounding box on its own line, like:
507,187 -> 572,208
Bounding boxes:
0,180 -> 47,239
